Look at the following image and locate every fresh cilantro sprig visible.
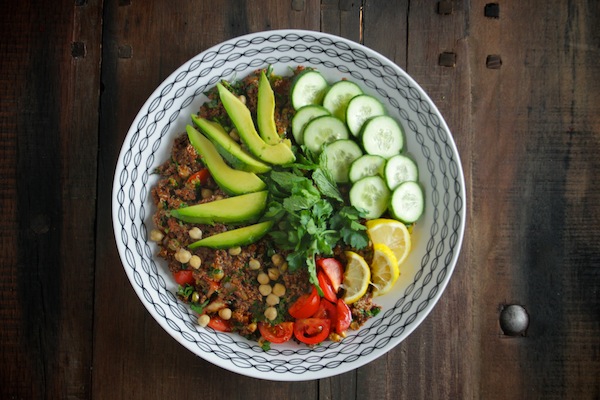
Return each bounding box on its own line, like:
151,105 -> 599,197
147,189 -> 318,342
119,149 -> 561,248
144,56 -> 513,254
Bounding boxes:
265,146 -> 368,292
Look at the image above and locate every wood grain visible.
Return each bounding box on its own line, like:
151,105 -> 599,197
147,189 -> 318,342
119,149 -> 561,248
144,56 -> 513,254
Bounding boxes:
0,0 -> 598,399
0,0 -> 102,399
470,0 -> 600,398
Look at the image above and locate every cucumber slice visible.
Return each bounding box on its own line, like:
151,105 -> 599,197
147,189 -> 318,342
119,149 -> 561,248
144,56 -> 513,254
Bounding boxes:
389,181 -> 424,224
291,70 -> 329,110
345,94 -> 386,136
384,154 -> 419,190
322,80 -> 363,122
349,176 -> 391,219
291,105 -> 330,145
361,115 -> 404,158
303,115 -> 350,154
321,139 -> 363,183
348,154 -> 386,183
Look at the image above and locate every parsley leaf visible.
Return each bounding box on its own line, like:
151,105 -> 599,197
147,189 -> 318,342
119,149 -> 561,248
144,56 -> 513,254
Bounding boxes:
265,148 -> 369,294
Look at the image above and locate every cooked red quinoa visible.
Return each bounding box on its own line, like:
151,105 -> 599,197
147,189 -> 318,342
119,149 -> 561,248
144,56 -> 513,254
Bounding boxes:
150,67 -> 380,345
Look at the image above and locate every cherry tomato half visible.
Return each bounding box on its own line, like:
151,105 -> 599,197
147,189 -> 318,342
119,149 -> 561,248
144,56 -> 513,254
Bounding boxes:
258,322 -> 294,344
173,270 -> 195,286
313,298 -> 337,320
317,271 -> 338,303
317,257 -> 344,292
293,318 -> 331,344
335,298 -> 352,334
207,316 -> 232,332
288,287 -> 320,319
187,168 -> 210,186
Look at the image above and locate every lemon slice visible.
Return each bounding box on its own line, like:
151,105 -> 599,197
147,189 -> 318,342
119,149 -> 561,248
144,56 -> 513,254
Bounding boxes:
342,251 -> 371,304
366,218 -> 412,265
370,243 -> 400,297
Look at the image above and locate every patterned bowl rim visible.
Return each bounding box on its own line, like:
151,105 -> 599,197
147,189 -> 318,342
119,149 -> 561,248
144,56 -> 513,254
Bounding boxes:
112,29 -> 466,381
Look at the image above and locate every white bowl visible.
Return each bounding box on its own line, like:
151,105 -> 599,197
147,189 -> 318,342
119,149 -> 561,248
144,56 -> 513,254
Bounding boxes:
112,29 -> 466,381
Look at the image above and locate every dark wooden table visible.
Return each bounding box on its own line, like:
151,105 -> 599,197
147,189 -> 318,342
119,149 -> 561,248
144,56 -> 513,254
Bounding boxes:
2,1 -> 599,398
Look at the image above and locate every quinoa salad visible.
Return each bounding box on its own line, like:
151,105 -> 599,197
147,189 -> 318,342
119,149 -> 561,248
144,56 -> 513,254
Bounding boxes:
149,66 -> 422,348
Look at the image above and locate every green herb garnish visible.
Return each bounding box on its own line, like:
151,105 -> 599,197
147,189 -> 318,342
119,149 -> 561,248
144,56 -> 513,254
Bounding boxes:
265,147 -> 368,293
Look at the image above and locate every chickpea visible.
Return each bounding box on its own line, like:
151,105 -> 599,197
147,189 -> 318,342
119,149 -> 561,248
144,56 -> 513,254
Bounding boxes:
197,314 -> 210,328
264,307 -> 277,321
218,308 -> 232,320
188,227 -> 203,240
259,284 -> 272,297
267,267 -> 280,281
175,248 -> 192,264
266,294 -> 280,306
189,255 -> 202,269
329,332 -> 343,342
279,262 -> 288,273
201,188 -> 213,199
150,229 -> 164,242
248,258 -> 261,270
272,283 -> 286,297
271,253 -> 284,267
257,272 -> 270,285
228,246 -> 242,256
238,95 -> 247,104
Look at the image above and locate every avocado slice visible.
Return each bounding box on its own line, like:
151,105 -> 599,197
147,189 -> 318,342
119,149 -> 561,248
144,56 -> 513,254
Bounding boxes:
186,125 -> 266,195
170,190 -> 268,224
191,115 -> 271,174
217,83 -> 296,165
188,220 -> 274,249
257,71 -> 280,145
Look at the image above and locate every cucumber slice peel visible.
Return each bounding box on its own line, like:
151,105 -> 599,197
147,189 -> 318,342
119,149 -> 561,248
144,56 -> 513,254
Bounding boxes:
349,154 -> 386,183
349,175 -> 391,219
291,105 -> 330,145
321,139 -> 363,183
302,115 -> 349,154
323,80 -> 363,122
384,154 -> 418,190
389,181 -> 424,223
291,70 -> 329,110
361,115 -> 404,158
345,94 -> 386,136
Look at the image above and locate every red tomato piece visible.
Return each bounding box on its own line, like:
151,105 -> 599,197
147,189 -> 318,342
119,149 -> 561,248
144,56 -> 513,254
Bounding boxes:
317,258 -> 344,292
207,316 -> 232,332
293,318 -> 331,344
313,298 -> 337,320
335,298 -> 352,334
205,278 -> 220,297
173,270 -> 195,286
317,271 -> 338,303
288,287 -> 320,319
187,168 -> 210,186
258,322 -> 294,344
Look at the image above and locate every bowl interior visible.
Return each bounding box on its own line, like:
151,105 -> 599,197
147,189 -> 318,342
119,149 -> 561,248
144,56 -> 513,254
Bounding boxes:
112,30 -> 466,381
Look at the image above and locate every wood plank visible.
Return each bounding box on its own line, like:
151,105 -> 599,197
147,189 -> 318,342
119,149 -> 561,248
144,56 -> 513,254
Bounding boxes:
93,1 -> 322,397
0,0 -> 102,398
320,0 -> 361,41
356,1 -> 475,399
470,0 -> 600,398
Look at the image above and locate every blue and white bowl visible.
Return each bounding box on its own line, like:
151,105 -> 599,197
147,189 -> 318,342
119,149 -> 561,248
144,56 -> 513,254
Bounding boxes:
112,29 -> 466,381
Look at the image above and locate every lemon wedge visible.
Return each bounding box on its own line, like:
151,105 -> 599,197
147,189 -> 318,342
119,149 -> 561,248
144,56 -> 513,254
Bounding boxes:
366,218 -> 412,265
342,251 -> 371,304
370,243 -> 400,297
